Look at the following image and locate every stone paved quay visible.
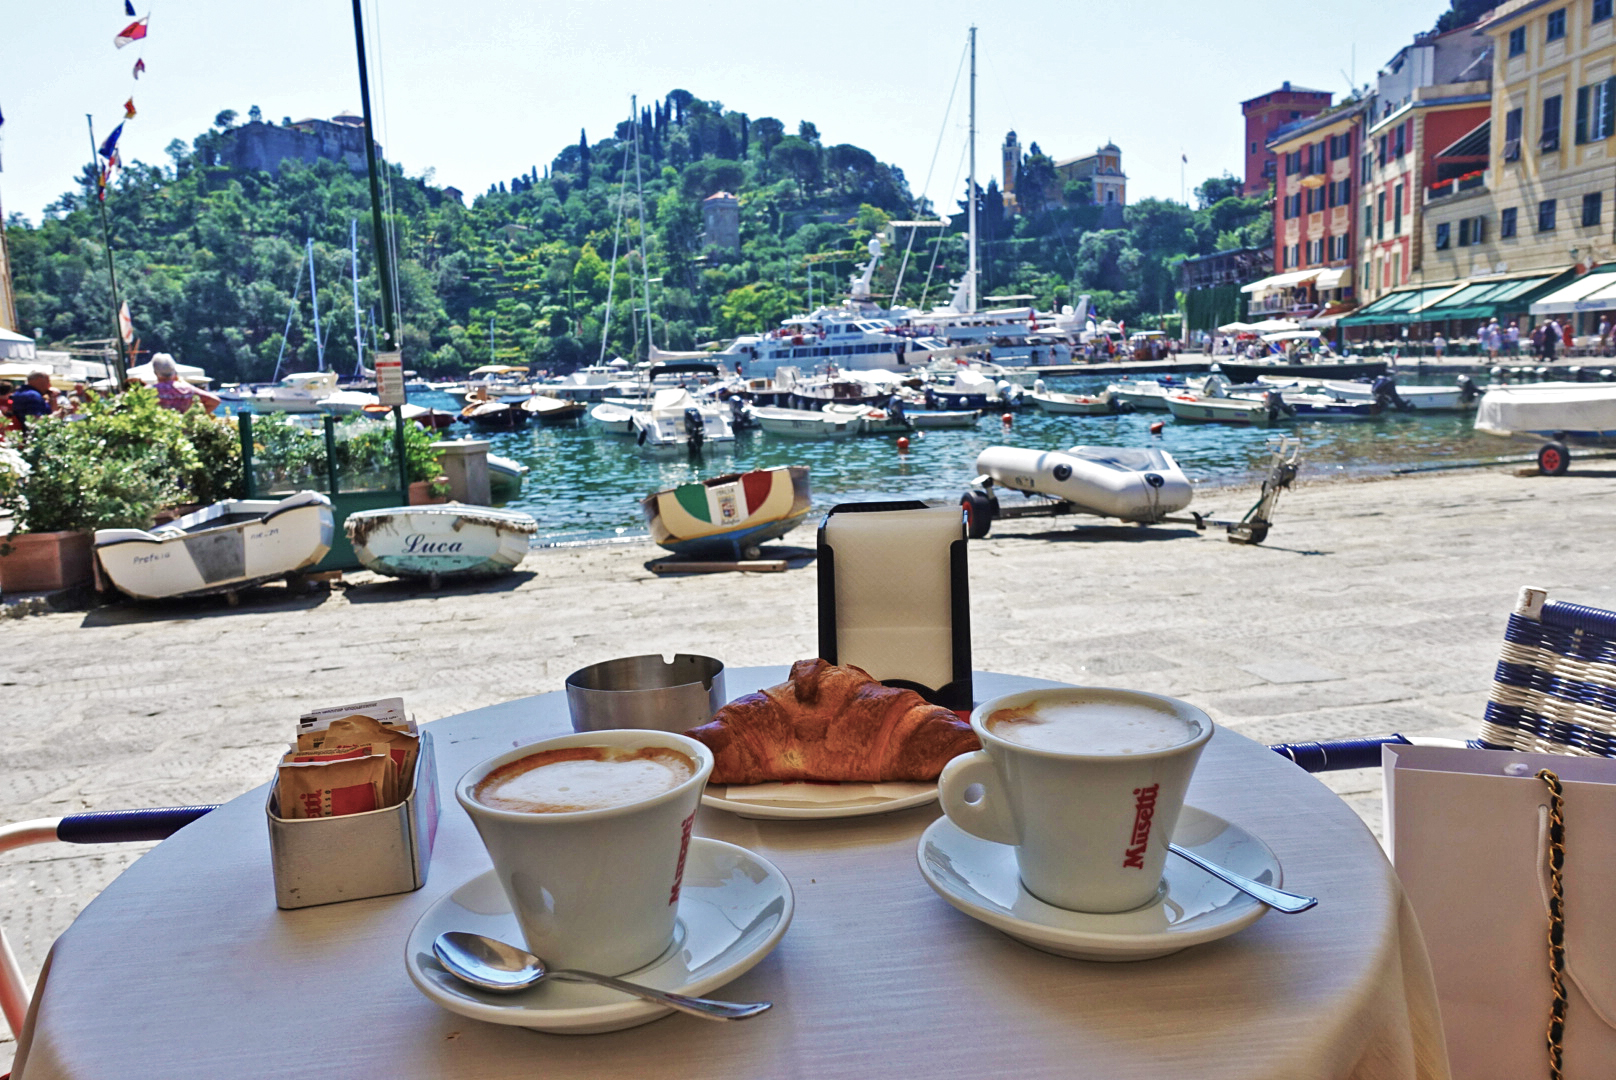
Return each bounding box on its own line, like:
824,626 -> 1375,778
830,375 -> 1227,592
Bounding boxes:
3,462 -> 1615,1066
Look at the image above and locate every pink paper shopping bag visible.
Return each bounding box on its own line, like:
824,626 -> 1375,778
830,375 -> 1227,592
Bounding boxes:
1386,745 -> 1616,1079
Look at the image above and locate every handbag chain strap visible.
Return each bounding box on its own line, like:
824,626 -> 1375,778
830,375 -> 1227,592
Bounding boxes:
1538,768 -> 1567,1080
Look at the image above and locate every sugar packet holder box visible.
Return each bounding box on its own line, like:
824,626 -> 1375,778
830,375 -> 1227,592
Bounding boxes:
266,707 -> 439,910
817,501 -> 972,712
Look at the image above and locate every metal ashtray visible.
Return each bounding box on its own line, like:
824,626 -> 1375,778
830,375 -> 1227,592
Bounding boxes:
566,654 -> 727,734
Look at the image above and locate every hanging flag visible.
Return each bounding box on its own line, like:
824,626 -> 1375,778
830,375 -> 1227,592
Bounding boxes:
1181,153 -> 1188,164
97,165 -> 109,202
124,0 -> 136,14
124,98 -> 137,120
118,302 -> 134,346
114,18 -> 148,48
132,58 -> 146,79
98,122 -> 124,160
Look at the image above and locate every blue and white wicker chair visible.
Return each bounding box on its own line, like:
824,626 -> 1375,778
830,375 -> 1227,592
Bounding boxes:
0,806 -> 216,1043
1269,587 -> 1616,771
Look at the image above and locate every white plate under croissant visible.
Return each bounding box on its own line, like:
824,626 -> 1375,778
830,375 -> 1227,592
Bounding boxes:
702,780 -> 938,820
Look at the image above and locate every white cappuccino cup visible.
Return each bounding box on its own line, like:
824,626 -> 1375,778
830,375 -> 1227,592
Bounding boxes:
938,687 -> 1212,913
457,729 -> 714,974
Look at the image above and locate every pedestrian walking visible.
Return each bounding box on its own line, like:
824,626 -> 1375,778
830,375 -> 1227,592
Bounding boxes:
1432,333 -> 1447,358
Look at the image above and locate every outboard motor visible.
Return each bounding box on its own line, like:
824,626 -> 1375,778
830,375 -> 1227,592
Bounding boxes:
1456,374 -> 1479,403
682,407 -> 706,452
728,395 -> 750,428
1263,389 -> 1293,422
1371,375 -> 1411,411
887,396 -> 907,427
1491,365 -> 1506,383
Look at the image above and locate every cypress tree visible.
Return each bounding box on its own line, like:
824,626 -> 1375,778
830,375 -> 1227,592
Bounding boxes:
579,129 -> 591,185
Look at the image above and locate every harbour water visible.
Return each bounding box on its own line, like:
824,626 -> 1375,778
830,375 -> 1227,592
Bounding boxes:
407,372 -> 1516,545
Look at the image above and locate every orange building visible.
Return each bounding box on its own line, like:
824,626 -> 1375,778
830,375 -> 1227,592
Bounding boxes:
1240,83 -> 1333,195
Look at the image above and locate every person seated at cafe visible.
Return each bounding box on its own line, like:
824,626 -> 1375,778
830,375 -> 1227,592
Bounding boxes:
151,353 -> 220,414
8,370 -> 56,429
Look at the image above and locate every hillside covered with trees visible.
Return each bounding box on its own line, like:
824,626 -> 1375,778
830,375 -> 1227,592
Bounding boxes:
7,92 -> 1270,380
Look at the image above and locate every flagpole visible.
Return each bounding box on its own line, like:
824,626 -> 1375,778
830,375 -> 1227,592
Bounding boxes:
86,115 -> 128,387
351,0 -> 397,353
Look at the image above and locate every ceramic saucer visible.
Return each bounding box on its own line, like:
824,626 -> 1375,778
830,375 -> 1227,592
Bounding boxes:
405,837 -> 793,1034
917,805 -> 1280,962
703,781 -> 937,820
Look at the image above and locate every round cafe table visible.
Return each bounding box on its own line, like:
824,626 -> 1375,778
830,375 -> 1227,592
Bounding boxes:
11,669 -> 1449,1080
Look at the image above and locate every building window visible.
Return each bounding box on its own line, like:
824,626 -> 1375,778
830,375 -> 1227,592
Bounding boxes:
1364,205 -> 1374,237
1308,239 -> 1324,263
1250,141 -> 1256,154
1331,235 -> 1349,261
1436,222 -> 1451,250
1393,183 -> 1404,234
1584,191 -> 1602,226
1501,206 -> 1518,237
1576,77 -> 1616,142
1504,107 -> 1523,160
1539,198 -> 1558,231
1393,123 -> 1407,158
1378,135 -> 1388,166
1459,216 -> 1485,245
1597,0 -> 1613,23
1377,192 -> 1386,239
1542,94 -> 1562,150
1548,8 -> 1566,40
1509,26 -> 1527,55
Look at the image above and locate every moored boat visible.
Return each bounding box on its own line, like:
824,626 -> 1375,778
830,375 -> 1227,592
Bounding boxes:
752,405 -> 863,439
1215,359 -> 1388,383
94,492 -> 334,600
520,394 -> 587,424
460,399 -> 528,429
641,466 -> 813,560
244,371 -> 342,414
1029,385 -> 1116,415
631,388 -> 737,453
972,445 -> 1193,522
1166,393 -> 1277,426
346,503 -> 538,582
487,454 -> 528,504
590,402 -> 642,434
908,409 -> 981,429
823,402 -> 913,434
1315,378 -> 1474,412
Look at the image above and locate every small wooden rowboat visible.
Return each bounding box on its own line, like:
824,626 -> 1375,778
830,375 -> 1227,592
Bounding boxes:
521,395 -> 587,424
94,492 -> 334,600
641,466 -> 812,560
345,503 -> 538,583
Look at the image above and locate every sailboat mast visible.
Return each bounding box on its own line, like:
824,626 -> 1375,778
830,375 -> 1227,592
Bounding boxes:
307,237 -> 325,372
350,219 -> 364,377
967,25 -> 978,315
351,0 -> 397,352
631,94 -> 655,357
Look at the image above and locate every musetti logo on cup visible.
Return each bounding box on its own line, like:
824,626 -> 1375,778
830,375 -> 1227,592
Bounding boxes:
1123,783 -> 1160,869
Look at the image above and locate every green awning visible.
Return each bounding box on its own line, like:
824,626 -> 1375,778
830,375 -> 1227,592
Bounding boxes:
1413,271 -> 1570,322
1338,286 -> 1462,326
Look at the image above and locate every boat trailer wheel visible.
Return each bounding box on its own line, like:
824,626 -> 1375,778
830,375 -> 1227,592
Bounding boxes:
1538,440 -> 1571,476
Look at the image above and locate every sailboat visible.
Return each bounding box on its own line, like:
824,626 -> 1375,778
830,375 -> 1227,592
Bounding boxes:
247,238 -> 346,413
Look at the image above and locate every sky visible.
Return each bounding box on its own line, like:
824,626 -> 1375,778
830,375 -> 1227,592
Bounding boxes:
1,0 -> 1452,226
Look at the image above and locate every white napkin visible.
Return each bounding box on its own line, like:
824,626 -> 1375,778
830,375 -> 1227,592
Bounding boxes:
715,781 -> 934,806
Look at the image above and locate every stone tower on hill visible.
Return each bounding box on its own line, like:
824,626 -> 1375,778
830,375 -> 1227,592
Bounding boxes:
213,111 -> 379,174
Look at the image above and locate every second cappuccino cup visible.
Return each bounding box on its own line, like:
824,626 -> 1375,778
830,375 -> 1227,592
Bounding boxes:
457,729 -> 713,975
938,687 -> 1212,913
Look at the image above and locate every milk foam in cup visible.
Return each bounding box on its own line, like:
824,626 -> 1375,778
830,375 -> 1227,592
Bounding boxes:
939,688 -> 1212,913
457,729 -> 713,974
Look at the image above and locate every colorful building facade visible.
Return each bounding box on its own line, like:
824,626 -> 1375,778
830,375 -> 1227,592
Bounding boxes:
1239,83 -> 1332,195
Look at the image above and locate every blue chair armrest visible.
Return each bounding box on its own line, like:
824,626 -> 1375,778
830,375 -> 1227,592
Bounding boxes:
56,805 -> 219,845
1268,735 -> 1412,773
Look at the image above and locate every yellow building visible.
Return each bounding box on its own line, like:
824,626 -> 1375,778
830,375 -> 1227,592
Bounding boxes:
1419,0 -> 1616,333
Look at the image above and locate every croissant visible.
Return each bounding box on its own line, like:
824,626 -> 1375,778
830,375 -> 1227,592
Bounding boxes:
686,659 -> 979,784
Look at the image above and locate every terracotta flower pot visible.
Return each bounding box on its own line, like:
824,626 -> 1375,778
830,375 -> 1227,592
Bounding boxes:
409,479 -> 448,506
0,530 -> 94,593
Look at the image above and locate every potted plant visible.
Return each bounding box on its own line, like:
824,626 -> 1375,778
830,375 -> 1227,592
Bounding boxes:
0,388 -> 237,594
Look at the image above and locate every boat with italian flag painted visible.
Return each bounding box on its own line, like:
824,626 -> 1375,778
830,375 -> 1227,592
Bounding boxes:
640,466 -> 812,560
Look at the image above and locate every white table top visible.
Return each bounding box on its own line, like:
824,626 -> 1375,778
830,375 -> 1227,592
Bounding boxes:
13,669 -> 1450,1080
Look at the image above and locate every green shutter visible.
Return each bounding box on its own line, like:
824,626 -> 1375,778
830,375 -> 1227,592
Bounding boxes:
1576,86 -> 1590,145
1604,77 -> 1616,140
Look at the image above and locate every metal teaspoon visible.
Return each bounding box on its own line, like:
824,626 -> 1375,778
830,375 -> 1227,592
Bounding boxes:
1169,844 -> 1318,913
432,931 -> 772,1020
